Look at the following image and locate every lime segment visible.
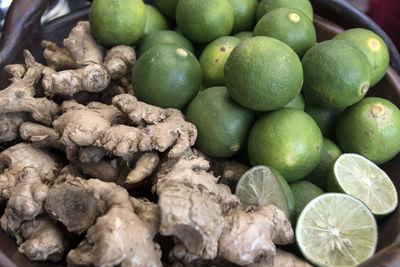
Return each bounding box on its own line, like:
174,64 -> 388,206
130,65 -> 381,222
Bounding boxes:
235,166 -> 295,220
296,193 -> 378,266
329,153 -> 398,216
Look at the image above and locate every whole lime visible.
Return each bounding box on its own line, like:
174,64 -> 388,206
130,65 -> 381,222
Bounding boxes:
89,0 -> 146,46
154,0 -> 178,20
199,36 -> 241,87
304,138 -> 342,190
253,7 -> 316,57
228,0 -> 258,33
256,0 -> 313,21
132,45 -> 201,109
186,87 -> 255,158
290,181 -> 324,219
333,28 -> 389,87
137,30 -> 194,56
283,92 -> 305,110
224,36 -> 303,111
234,31 -> 253,41
140,5 -> 168,40
336,97 -> 400,164
304,101 -> 344,139
175,0 -> 234,44
248,108 -> 323,182
302,40 -> 372,108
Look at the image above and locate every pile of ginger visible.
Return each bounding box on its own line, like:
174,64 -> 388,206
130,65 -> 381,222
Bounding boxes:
0,21 -> 311,266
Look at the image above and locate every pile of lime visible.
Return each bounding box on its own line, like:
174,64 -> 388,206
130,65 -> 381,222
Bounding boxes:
89,0 -> 400,265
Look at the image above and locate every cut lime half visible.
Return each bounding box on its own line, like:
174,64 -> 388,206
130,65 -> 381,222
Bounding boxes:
235,165 -> 295,220
328,153 -> 398,216
296,193 -> 378,267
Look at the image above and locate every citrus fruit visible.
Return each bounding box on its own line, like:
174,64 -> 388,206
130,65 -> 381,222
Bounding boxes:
234,31 -> 253,41
224,36 -> 303,111
89,0 -> 146,46
132,45 -> 201,109
235,165 -> 295,220
199,36 -> 241,87
136,30 -> 194,56
185,87 -> 254,158
304,101 -> 344,139
296,193 -> 378,266
336,97 -> 400,164
302,40 -> 372,108
304,138 -> 342,190
140,5 -> 168,40
248,108 -> 323,182
290,181 -> 324,220
253,8 -> 316,57
333,28 -> 389,87
154,0 -> 178,20
327,153 -> 398,216
175,0 -> 234,44
283,92 -> 305,110
256,0 -> 313,21
228,0 -> 258,33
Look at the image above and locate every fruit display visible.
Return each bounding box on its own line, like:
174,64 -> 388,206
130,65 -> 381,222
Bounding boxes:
0,0 -> 399,266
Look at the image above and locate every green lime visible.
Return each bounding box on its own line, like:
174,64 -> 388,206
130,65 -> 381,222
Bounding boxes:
225,36 -> 303,111
304,101 -> 344,139
253,8 -> 316,57
132,45 -> 201,109
327,153 -> 398,216
302,40 -> 372,108
175,0 -> 234,44
199,36 -> 241,87
248,108 -> 323,182
296,193 -> 378,266
333,28 -> 389,87
283,92 -> 305,110
89,0 -> 146,46
154,0 -> 178,20
234,31 -> 253,41
140,5 -> 168,40
228,0 -> 258,33
137,30 -> 194,56
290,181 -> 324,220
235,165 -> 295,220
256,0 -> 313,21
304,138 -> 342,190
185,87 -> 254,158
336,97 -> 400,164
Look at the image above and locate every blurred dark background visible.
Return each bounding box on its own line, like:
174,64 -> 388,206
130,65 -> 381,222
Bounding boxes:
0,0 -> 90,35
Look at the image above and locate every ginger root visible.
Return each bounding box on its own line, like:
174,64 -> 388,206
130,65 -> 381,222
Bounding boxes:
41,63 -> 110,97
104,45 -> 136,80
19,122 -> 64,151
0,113 -> 25,143
63,21 -> 103,66
18,217 -> 67,262
0,50 -> 59,126
157,152 -> 294,265
42,40 -> 77,71
4,64 -> 26,79
1,168 -> 50,233
0,143 -> 60,202
41,21 -> 110,97
45,175 -> 162,266
126,152 -> 160,185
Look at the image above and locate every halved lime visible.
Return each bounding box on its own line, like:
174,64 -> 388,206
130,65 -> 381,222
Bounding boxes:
296,193 -> 378,266
328,153 -> 398,216
235,165 -> 295,220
